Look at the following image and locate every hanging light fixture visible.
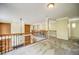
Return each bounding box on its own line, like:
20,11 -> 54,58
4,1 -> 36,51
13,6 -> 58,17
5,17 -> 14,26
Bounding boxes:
47,3 -> 55,8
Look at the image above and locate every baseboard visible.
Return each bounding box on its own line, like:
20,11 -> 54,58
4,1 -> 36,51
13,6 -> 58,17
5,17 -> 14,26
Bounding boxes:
13,44 -> 24,49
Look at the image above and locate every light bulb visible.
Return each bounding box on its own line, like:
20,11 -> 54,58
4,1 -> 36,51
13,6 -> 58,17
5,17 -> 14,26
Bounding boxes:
47,3 -> 54,8
72,23 -> 76,28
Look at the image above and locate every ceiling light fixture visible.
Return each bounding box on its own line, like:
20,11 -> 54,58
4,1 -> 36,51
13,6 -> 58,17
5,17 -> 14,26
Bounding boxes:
47,3 -> 54,8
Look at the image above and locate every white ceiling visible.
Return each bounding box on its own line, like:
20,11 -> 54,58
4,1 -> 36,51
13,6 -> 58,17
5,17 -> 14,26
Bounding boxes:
0,3 -> 79,24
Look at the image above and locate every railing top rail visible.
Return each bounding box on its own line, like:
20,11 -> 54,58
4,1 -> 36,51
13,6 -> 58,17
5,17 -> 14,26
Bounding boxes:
0,33 -> 32,36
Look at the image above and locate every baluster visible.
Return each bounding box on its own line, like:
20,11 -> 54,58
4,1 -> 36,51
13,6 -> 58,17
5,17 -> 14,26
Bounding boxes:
5,35 -> 6,53
13,35 -> 15,49
12,35 -> 14,50
1,35 -> 3,54
16,35 -> 17,49
14,35 -> 16,49
11,35 -> 13,51
8,35 -> 9,52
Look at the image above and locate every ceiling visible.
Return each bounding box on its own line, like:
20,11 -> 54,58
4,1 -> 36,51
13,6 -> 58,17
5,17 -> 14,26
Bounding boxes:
0,3 -> 79,24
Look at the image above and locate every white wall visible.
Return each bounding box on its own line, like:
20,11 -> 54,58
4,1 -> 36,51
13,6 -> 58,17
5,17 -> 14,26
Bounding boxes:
69,19 -> 79,39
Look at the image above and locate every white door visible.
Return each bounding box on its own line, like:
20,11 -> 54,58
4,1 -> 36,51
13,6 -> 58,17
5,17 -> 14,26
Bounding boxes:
56,17 -> 69,40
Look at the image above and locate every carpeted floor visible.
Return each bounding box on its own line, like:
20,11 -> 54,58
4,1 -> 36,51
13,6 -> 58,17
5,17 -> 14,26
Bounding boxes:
4,36 -> 79,55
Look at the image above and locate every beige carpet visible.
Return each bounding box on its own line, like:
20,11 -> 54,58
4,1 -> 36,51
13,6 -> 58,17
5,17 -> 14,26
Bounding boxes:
4,37 -> 79,55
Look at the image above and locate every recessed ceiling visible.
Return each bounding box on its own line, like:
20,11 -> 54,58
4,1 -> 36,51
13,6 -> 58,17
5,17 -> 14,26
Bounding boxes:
0,3 -> 79,24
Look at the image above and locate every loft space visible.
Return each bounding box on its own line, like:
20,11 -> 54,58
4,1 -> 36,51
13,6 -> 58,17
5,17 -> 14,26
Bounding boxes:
0,3 -> 79,55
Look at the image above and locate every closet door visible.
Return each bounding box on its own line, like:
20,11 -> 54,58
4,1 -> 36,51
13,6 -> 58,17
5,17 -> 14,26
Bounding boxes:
56,17 -> 69,40
24,24 -> 31,45
0,23 -> 11,34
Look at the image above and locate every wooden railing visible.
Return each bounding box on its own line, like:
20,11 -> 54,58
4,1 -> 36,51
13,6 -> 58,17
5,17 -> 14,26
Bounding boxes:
0,33 -> 31,55
32,30 -> 48,36
0,30 -> 48,55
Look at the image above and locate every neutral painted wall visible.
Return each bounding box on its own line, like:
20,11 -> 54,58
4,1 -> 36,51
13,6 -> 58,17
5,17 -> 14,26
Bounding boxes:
48,20 -> 56,37
70,20 -> 79,39
32,20 -> 48,31
48,20 -> 56,30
